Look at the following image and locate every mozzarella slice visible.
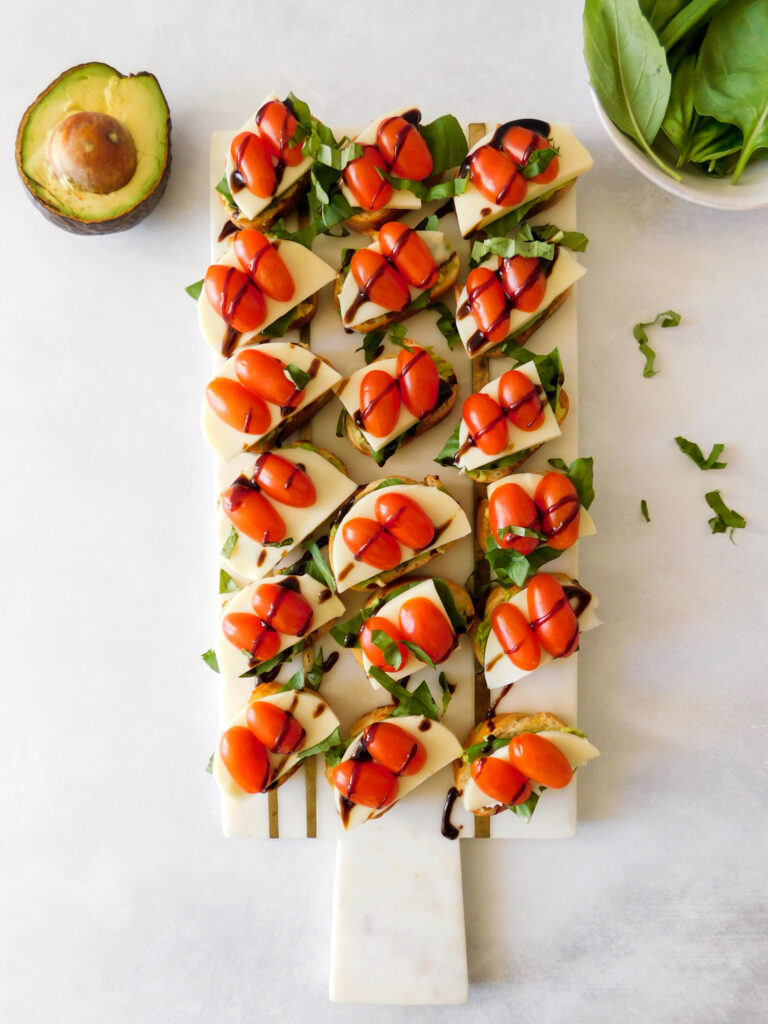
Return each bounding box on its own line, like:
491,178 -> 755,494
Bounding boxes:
218,447 -> 357,582
333,714 -> 462,830
462,730 -> 599,812
455,249 -> 586,358
360,579 -> 454,684
338,233 -> 453,328
198,241 -> 338,357
335,356 -> 419,452
483,581 -> 600,690
454,122 -> 594,237
486,472 -> 596,539
332,483 -> 470,593
201,341 -> 342,462
224,93 -> 314,222
215,574 -> 344,682
214,690 -> 340,803
456,363 -> 561,472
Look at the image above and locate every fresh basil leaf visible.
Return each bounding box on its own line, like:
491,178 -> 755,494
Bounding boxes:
269,218 -> 320,250
205,752 -> 214,774
371,669 -> 441,722
485,532 -> 562,588
528,223 -> 589,252
215,175 -> 234,205
438,672 -> 452,714
264,537 -> 293,548
463,735 -> 511,764
371,629 -> 404,671
705,490 -> 746,540
285,92 -> 312,128
388,324 -> 408,346
520,145 -> 559,179
430,302 -> 461,350
221,527 -> 238,558
279,667 -> 306,692
435,421 -> 461,467
546,456 -> 595,509
405,290 -> 432,313
418,114 -> 468,173
240,642 -> 301,678
583,0 -> 679,181
219,569 -> 239,594
378,168 -> 469,201
356,330 -> 386,364
674,436 -> 727,470
302,540 -> 336,593
433,578 -> 467,635
417,213 -> 440,232
260,306 -> 299,339
500,343 -> 563,410
304,134 -> 364,171
295,726 -> 346,766
186,279 -> 204,300
335,407 -> 347,438
632,310 -> 681,377
641,498 -> 651,522
509,789 -> 542,821
498,524 -> 548,542
202,649 -> 220,673
402,641 -> 436,670
305,647 -> 328,690
471,234 -> 554,264
285,363 -> 311,391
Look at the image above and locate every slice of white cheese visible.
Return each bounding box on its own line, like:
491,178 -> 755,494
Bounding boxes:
224,93 -> 314,222
335,356 -> 419,453
453,122 -> 594,237
218,447 -> 357,583
338,233 -> 453,328
455,249 -> 586,358
214,690 -> 340,803
331,483 -> 470,593
198,240 -> 338,357
215,574 -> 344,682
462,730 -> 599,812
483,581 -> 600,690
333,714 -> 462,830
486,472 -> 596,539
456,363 -> 561,473
360,579 -> 454,684
201,341 -> 342,462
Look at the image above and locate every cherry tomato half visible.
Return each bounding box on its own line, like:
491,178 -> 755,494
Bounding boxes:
379,223 -> 438,290
395,345 -> 439,419
498,369 -> 545,432
465,266 -> 510,345
251,583 -> 314,637
398,596 -> 455,664
490,602 -> 541,672
233,229 -> 295,303
375,492 -> 435,551
376,116 -> 434,180
341,518 -> 401,570
230,131 -> 276,198
204,265 -> 267,333
222,612 -> 281,662
363,722 -> 427,777
234,349 -> 301,410
251,453 -> 316,508
462,392 -> 508,455
500,255 -> 547,313
343,145 -> 393,210
469,145 -> 526,207
254,99 -> 304,166
488,482 -> 541,555
331,759 -> 399,809
359,617 -> 409,672
471,755 -> 531,805
220,483 -> 286,544
526,574 -> 579,659
534,472 -> 580,551
501,125 -> 560,184
219,726 -> 271,793
359,368 -> 401,438
246,700 -> 306,754
205,378 -> 271,435
350,249 -> 410,314
508,732 -> 573,788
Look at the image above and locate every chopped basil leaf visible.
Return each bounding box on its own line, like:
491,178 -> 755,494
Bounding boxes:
501,343 -> 563,411
269,218 -> 320,250
370,667 -> 441,721
463,735 -> 511,764
201,649 -> 220,673
498,523 -> 548,542
405,290 -> 432,313
205,752 -> 214,774
302,539 -> 336,592
641,499 -> 651,523
295,726 -> 346,766
278,647 -> 328,693
220,527 -> 238,558
335,407 -> 347,438
388,324 -> 408,346
433,578 -> 467,635
379,169 -> 469,201
279,667 -> 305,692
534,224 -> 589,252
219,569 -> 239,594
185,279 -> 204,300
285,363 -> 311,391
546,456 -> 595,510
509,789 -> 542,821
674,436 -> 727,470
485,532 -> 563,588
215,175 -> 234,205
303,134 -> 364,171
264,537 -> 293,548
357,330 -> 386,364
481,183 -> 562,237
435,422 -> 461,466
415,213 -> 440,232
471,234 -> 554,265
633,310 -> 682,378
260,306 -> 299,338
432,302 -> 461,350
473,615 -> 493,661
371,629 -> 404,671
520,145 -> 559,179
330,579 -> 426,646
402,640 -> 436,670
418,114 -> 468,173
240,642 -> 301,678
438,672 -> 452,714
705,490 -> 746,541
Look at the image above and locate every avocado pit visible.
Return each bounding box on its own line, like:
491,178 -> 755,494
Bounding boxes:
49,111 -> 137,194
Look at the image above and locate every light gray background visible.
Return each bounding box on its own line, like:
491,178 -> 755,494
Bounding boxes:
1,2 -> 766,1021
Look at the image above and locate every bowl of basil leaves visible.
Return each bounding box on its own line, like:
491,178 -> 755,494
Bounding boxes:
584,0 -> 768,209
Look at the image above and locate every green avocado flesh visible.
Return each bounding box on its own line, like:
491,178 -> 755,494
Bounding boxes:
17,62 -> 170,228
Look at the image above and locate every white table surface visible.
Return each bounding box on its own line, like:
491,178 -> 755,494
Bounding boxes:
2,2 -> 767,1021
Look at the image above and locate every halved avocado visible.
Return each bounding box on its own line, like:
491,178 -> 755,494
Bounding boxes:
16,62 -> 171,234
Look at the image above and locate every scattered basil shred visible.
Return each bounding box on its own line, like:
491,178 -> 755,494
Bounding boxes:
705,490 -> 746,541
674,436 -> 727,469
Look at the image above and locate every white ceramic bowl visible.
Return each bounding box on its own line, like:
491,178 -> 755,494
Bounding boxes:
590,88 -> 768,211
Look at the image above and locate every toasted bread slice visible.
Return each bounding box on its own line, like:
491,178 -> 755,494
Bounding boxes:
219,172 -> 311,231
344,206 -> 407,235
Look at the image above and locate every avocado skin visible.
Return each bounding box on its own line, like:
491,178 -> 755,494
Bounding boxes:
15,62 -> 172,235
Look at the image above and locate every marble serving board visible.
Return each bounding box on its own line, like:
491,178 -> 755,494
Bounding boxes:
207,126 -> 586,844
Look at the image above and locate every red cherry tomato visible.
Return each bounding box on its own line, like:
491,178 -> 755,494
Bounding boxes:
221,612 -> 280,662
220,482 -> 286,544
398,596 -> 454,664
331,759 -> 399,809
343,145 -> 394,210
376,116 -> 434,180
219,726 -> 271,793
254,99 -> 304,166
379,223 -> 438,290
488,482 -> 541,555
246,700 -> 306,754
359,368 -> 401,437
341,518 -> 401,570
498,369 -> 545,432
374,492 -> 435,551
363,722 -> 427,777
359,617 -> 409,672
501,125 -> 560,184
233,229 -> 295,303
350,249 -> 410,314
465,267 -> 510,345
534,472 -> 581,551
251,583 -> 314,637
462,392 -> 508,455
471,755 -> 531,805
205,378 -> 271,435
500,255 -> 547,313
395,345 -> 440,419
230,131 -> 276,198
526,574 -> 579,658
469,145 -> 526,206
490,602 -> 541,672
508,732 -> 573,788
204,265 -> 267,333
251,453 -> 316,508
234,349 -> 301,410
